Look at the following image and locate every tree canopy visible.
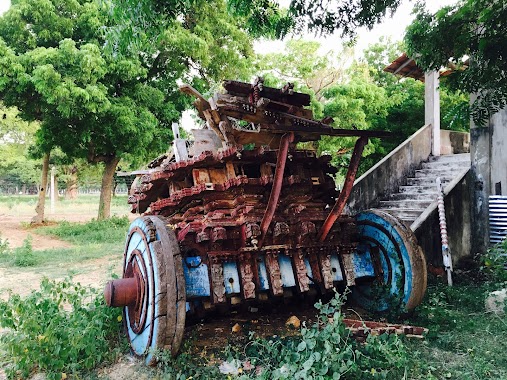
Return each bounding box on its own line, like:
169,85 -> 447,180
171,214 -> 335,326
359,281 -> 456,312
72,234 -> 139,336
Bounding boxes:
0,104 -> 40,193
405,0 -> 507,125
107,0 -> 402,50
0,0 -> 254,218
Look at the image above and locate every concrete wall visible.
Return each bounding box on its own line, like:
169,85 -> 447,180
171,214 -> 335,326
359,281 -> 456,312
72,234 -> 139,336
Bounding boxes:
441,130 -> 470,155
471,106 -> 507,253
412,170 -> 472,266
345,124 -> 432,213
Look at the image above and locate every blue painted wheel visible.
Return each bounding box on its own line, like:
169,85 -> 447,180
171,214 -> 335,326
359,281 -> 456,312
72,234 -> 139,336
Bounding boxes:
352,210 -> 427,312
122,216 -> 186,364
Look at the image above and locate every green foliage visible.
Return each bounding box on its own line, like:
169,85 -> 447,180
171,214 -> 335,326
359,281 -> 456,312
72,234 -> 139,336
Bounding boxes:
223,291 -> 409,379
0,104 -> 41,192
39,216 -> 129,245
227,0 -> 294,39
0,233 -> 10,255
405,278 -> 507,379
12,235 -> 37,267
288,0 -> 402,37
258,40 -> 352,103
0,0 -> 255,218
0,235 -> 37,267
480,241 -> 507,283
228,0 -> 401,38
109,0 -> 401,44
0,278 -> 124,380
405,0 -> 507,125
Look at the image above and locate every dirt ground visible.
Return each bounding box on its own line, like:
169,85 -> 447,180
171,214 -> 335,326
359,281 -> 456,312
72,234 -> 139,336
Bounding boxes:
0,211 -> 124,299
0,213 -> 77,250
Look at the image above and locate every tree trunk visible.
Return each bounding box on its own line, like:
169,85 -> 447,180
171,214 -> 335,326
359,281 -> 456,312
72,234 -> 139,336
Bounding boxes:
98,156 -> 120,220
65,166 -> 78,200
32,152 -> 50,224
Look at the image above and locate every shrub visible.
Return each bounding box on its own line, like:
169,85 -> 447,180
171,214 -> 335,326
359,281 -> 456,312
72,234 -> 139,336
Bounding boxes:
225,291 -> 409,379
0,234 -> 10,255
12,235 -> 37,267
480,240 -> 507,283
0,278 -> 124,380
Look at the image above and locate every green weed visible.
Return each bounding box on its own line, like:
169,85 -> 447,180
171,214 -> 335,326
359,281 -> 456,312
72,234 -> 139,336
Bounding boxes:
37,216 -> 129,245
404,275 -> 507,379
224,290 -> 409,379
12,235 -> 37,267
0,235 -> 38,267
480,241 -> 507,283
149,291 -> 410,379
0,234 -> 10,255
0,278 -> 124,380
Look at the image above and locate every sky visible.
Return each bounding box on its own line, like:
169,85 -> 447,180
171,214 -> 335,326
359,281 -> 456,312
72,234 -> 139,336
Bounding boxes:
255,0 -> 457,56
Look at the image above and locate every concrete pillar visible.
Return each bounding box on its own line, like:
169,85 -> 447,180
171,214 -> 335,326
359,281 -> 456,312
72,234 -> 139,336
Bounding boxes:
470,123 -> 490,254
425,70 -> 440,156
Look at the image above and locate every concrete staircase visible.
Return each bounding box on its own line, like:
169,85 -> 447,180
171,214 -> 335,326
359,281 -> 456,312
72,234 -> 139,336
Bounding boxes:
376,153 -> 471,226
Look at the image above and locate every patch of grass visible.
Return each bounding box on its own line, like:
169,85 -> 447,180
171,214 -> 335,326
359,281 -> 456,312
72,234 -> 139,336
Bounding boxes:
481,240 -> 507,283
27,243 -> 123,267
403,272 -> 507,379
0,218 -> 128,269
0,278 -> 125,380
37,216 -> 130,245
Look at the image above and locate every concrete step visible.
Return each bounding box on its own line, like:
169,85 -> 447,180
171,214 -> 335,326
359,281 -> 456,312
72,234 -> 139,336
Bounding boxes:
406,177 -> 451,186
388,192 -> 436,201
379,199 -> 433,209
376,208 -> 425,220
398,185 -> 438,194
428,153 -> 470,163
420,160 -> 470,170
414,168 -> 457,178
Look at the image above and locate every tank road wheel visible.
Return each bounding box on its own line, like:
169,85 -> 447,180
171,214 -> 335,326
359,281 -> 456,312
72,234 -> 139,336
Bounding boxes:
352,210 -> 427,312
104,216 -> 186,365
